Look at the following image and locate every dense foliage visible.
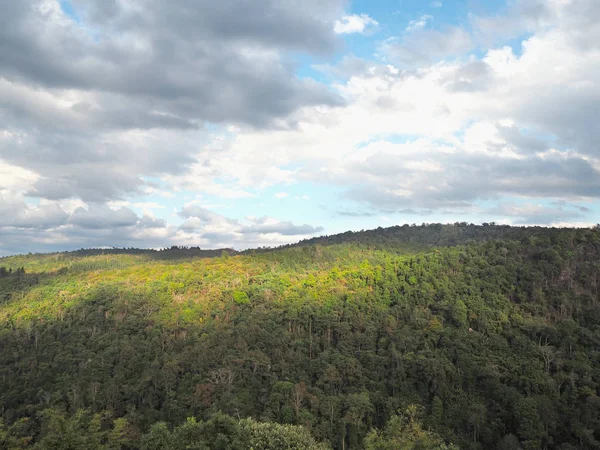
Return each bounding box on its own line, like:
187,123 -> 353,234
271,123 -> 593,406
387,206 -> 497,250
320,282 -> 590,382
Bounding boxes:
0,224 -> 599,449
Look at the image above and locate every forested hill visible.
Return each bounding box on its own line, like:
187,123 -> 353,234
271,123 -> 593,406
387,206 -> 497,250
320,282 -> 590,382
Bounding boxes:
1,246 -> 237,261
0,225 -> 599,449
283,223 -> 596,251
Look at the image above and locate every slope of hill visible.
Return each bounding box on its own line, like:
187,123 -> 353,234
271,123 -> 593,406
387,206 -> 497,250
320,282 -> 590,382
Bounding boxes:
0,224 -> 599,449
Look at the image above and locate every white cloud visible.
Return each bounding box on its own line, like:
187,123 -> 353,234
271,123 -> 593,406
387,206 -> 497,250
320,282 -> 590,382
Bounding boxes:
406,15 -> 433,33
275,192 -> 290,199
194,0 -> 600,218
177,206 -> 324,247
0,158 -> 38,193
334,14 -> 379,35
380,26 -> 473,66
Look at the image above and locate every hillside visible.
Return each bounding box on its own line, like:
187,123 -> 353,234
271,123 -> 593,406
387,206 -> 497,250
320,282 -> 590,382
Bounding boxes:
0,224 -> 599,449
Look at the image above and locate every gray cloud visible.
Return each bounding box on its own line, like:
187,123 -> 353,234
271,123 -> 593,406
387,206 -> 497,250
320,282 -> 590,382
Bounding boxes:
0,198 -> 325,255
179,206 -> 323,237
495,125 -> 549,154
0,0 -> 346,205
0,197 -> 172,255
333,208 -> 424,217
178,205 -> 238,231
472,0 -> 600,51
471,0 -> 553,45
0,0 -> 344,128
486,202 -> 588,225
72,0 -> 344,54
24,168 -> 144,203
69,205 -> 139,229
0,194 -> 69,229
241,218 -> 324,236
179,205 -> 234,222
335,210 -> 378,217
12,204 -> 69,229
138,215 -> 167,229
510,88 -> 600,159
381,27 -> 474,67
333,149 -> 600,212
312,55 -> 374,80
440,60 -> 492,92
0,226 -> 174,257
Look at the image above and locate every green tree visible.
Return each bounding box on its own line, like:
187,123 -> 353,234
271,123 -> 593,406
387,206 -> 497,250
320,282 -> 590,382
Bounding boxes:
364,405 -> 458,450
241,418 -> 330,450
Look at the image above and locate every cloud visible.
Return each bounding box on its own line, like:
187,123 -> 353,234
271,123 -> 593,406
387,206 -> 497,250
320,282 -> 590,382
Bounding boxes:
334,208 -> 423,217
0,191 -> 68,229
2,0 -> 600,254
178,204 -> 238,230
275,192 -> 290,199
12,204 -> 69,229
241,217 -> 323,235
0,195 -> 177,255
471,0 -> 555,45
330,138 -> 600,212
311,55 -> 386,80
0,158 -> 38,192
405,15 -> 433,33
335,210 -> 377,217
138,215 -> 167,229
203,0 -> 600,217
0,197 -> 325,255
380,26 -> 473,66
334,14 -> 379,35
438,59 -> 492,92
1,0 -> 345,128
69,205 -> 139,229
486,202 -> 589,225
179,205 -> 323,238
0,0 -> 346,205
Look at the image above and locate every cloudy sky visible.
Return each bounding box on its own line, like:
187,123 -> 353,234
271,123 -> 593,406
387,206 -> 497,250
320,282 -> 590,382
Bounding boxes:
1,0 -> 600,255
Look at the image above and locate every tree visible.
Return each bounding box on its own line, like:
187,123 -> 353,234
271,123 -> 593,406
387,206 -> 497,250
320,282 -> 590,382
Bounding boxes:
0,418 -> 32,449
364,405 -> 458,450
515,398 -> 545,450
241,418 -> 330,450
33,409 -> 130,450
451,299 -> 468,326
141,422 -> 175,450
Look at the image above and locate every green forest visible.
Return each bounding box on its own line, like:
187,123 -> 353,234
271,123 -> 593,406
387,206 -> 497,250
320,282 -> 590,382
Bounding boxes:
0,224 -> 599,449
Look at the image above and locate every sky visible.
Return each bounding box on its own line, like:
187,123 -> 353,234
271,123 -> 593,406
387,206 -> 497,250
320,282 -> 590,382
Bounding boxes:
1,0 -> 600,255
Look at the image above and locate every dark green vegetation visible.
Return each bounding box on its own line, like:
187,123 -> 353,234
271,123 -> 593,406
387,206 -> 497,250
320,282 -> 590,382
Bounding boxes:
0,224 -> 599,449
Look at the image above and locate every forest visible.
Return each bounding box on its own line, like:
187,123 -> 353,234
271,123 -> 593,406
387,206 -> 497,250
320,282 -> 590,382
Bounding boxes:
0,223 -> 599,449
